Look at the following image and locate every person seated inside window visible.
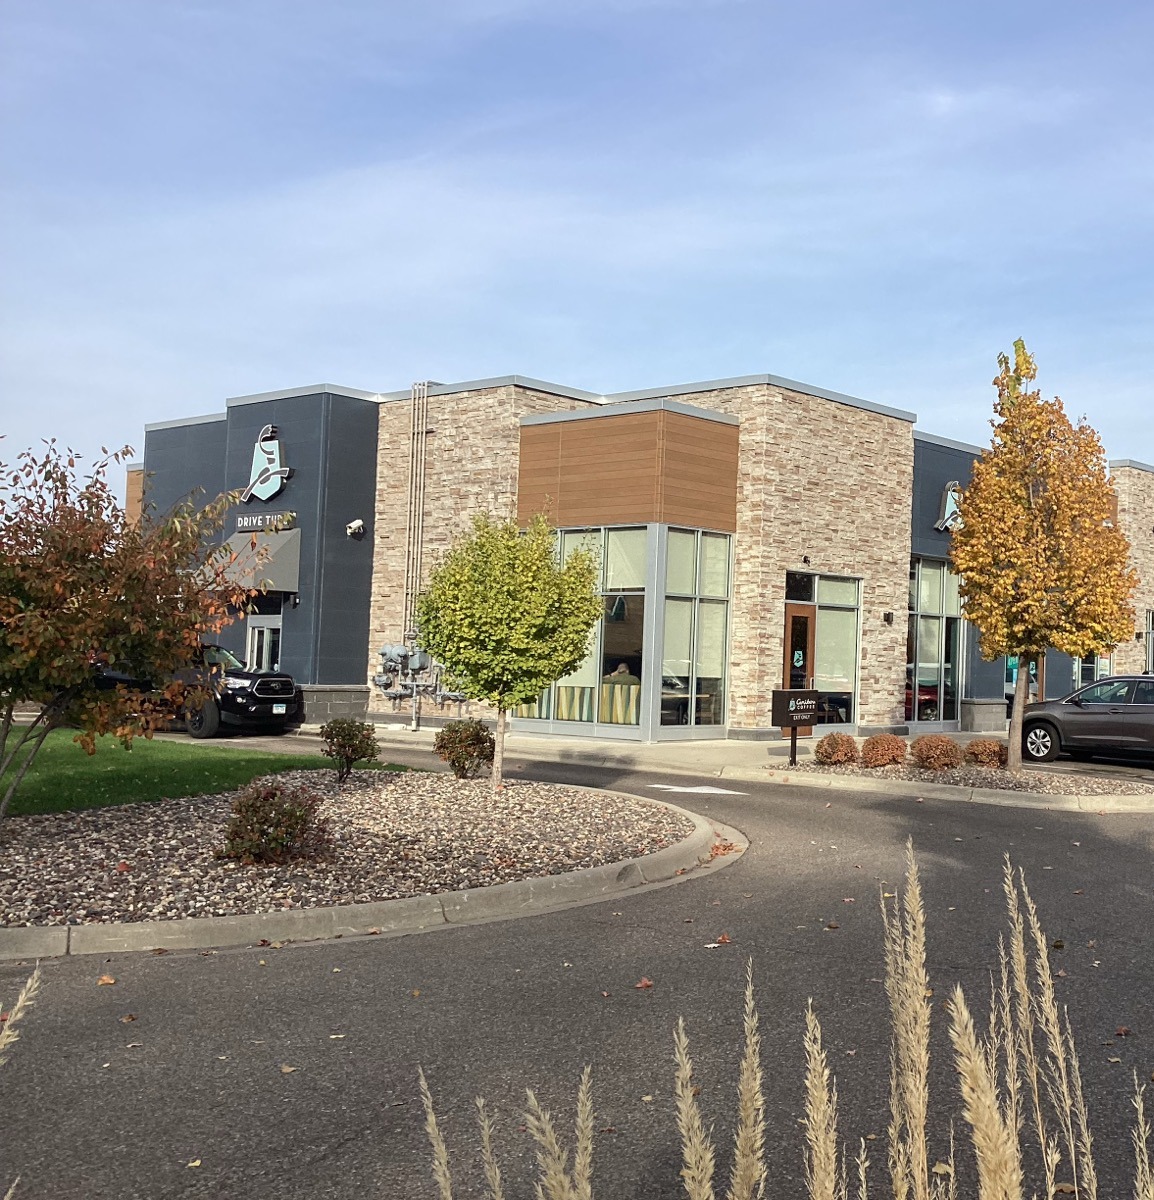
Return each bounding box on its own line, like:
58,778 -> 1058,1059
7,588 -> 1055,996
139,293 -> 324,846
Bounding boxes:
603,662 -> 641,685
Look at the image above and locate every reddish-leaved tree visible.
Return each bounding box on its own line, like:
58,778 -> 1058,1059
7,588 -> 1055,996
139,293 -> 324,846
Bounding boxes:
0,442 -> 259,818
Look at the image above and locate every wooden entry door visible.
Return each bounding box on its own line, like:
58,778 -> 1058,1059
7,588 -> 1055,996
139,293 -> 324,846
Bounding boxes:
783,603 -> 816,736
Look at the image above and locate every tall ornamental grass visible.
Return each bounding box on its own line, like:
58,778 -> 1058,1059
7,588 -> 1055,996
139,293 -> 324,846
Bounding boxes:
420,843 -> 1154,1198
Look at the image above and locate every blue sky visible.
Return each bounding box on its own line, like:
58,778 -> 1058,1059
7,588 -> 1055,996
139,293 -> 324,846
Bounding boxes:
2,0 -> 1152,479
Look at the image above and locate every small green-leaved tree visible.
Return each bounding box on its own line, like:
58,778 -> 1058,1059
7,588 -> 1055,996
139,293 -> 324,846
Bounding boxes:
950,340 -> 1137,772
416,513 -> 602,789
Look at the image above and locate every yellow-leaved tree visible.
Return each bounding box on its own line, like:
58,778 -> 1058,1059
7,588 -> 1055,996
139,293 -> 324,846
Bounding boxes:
950,339 -> 1137,772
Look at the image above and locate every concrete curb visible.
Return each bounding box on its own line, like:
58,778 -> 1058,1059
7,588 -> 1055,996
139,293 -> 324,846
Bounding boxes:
751,767 -> 1154,813
0,795 -> 734,962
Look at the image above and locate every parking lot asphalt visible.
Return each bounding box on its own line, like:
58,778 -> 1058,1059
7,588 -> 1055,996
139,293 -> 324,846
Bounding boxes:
2,751 -> 1152,1199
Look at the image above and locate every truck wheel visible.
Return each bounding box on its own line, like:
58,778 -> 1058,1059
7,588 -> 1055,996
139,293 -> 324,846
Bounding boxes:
1022,722 -> 1059,762
186,700 -> 221,740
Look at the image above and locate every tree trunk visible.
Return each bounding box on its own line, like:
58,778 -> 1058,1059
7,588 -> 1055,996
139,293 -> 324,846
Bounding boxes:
492,706 -> 506,792
1006,654 -> 1033,775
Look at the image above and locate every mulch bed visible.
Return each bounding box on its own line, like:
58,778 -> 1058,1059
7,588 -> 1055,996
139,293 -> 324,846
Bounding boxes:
781,760 -> 1154,794
0,772 -> 694,927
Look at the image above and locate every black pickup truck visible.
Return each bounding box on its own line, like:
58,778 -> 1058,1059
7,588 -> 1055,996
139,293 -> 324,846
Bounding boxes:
95,644 -> 301,739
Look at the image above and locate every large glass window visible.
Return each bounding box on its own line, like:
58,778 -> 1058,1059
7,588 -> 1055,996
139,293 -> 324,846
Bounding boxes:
660,529 -> 731,726
907,559 -> 962,722
519,524 -> 731,733
600,593 -> 645,724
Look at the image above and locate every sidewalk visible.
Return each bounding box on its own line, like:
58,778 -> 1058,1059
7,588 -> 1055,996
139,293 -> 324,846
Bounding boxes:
292,723 -> 1154,813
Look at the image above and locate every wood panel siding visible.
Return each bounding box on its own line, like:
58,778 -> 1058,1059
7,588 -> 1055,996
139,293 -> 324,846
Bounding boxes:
517,409 -> 738,531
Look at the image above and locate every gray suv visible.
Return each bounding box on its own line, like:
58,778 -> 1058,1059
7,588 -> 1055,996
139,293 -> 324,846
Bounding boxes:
1022,676 -> 1154,762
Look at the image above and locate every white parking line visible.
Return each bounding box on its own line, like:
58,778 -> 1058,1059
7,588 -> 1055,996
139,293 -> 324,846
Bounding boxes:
647,783 -> 748,795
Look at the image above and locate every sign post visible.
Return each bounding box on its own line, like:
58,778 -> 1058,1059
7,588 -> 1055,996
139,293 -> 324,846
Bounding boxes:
771,689 -> 820,767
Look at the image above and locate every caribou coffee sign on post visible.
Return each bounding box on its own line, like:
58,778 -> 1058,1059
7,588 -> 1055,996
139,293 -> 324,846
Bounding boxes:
241,425 -> 293,503
771,689 -> 820,728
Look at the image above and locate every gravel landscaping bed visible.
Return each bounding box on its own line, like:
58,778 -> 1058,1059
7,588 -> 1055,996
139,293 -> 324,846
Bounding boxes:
0,772 -> 695,927
781,761 -> 1154,794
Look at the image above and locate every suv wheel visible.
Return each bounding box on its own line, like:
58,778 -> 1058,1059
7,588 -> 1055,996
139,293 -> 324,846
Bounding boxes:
1023,722 -> 1059,762
186,700 -> 221,740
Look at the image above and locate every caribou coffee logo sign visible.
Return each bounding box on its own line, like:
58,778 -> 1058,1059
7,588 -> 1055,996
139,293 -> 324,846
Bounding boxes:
934,481 -> 963,532
241,424 -> 293,503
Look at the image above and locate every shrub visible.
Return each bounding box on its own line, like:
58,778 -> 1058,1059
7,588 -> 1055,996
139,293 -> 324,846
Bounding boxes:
319,718 -> 379,784
220,777 -> 331,864
813,732 -> 858,766
433,719 -> 495,779
860,733 -> 907,768
910,733 -> 964,771
964,737 -> 1009,768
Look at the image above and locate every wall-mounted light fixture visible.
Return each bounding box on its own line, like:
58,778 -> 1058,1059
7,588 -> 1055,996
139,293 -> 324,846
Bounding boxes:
883,611 -> 894,625
801,555 -> 811,565
1137,630 -> 1144,642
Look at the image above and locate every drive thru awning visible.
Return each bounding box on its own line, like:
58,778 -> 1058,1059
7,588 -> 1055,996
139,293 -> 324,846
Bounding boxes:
222,527 -> 301,593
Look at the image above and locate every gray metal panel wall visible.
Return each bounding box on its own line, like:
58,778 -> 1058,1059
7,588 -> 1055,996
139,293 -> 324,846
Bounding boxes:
911,438 -> 975,560
221,391 -> 379,686
142,420 -> 227,519
315,394 -> 379,684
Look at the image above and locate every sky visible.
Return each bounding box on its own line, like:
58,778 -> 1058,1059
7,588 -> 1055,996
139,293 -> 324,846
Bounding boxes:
2,0 -> 1153,481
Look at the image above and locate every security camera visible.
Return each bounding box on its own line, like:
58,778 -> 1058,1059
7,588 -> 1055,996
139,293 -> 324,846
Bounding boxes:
345,518 -> 365,537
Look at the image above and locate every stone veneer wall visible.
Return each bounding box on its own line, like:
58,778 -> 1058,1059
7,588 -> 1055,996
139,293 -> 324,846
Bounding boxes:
365,384 -> 597,717
1111,464 -> 1154,675
651,382 -> 915,732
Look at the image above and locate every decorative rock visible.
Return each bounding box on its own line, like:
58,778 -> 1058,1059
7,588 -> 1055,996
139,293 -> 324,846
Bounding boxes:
0,772 -> 692,928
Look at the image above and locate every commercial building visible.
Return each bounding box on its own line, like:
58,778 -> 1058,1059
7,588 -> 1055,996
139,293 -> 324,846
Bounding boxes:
131,372 -> 1154,739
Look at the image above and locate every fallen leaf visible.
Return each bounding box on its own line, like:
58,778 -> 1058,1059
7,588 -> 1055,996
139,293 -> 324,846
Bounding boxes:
118,1013 -> 137,1023
641,1094 -> 653,1103
634,977 -> 654,989
599,1126 -> 618,1133
716,933 -> 732,944
1088,940 -> 1097,948
332,968 -> 341,973
280,1064 -> 299,1074
1108,1057 -> 1122,1064
217,1055 -> 229,1061
1052,939 -> 1065,950
116,861 -> 131,872
865,1133 -> 877,1141
411,989 -> 420,998
1073,889 -> 1084,896
825,923 -> 839,931
187,1159 -> 202,1168
1117,1026 -> 1131,1038
1053,1185 -> 1076,1195
367,928 -> 381,936
684,918 -> 694,923
845,1049 -> 857,1057
151,948 -> 169,956
931,1162 -> 953,1176
600,991 -> 610,998
126,1042 -> 143,1049
97,975 -> 116,986
1056,968 -> 1068,978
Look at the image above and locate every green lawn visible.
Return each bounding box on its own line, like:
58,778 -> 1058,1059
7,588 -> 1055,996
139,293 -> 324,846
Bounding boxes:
1,730 -> 401,817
